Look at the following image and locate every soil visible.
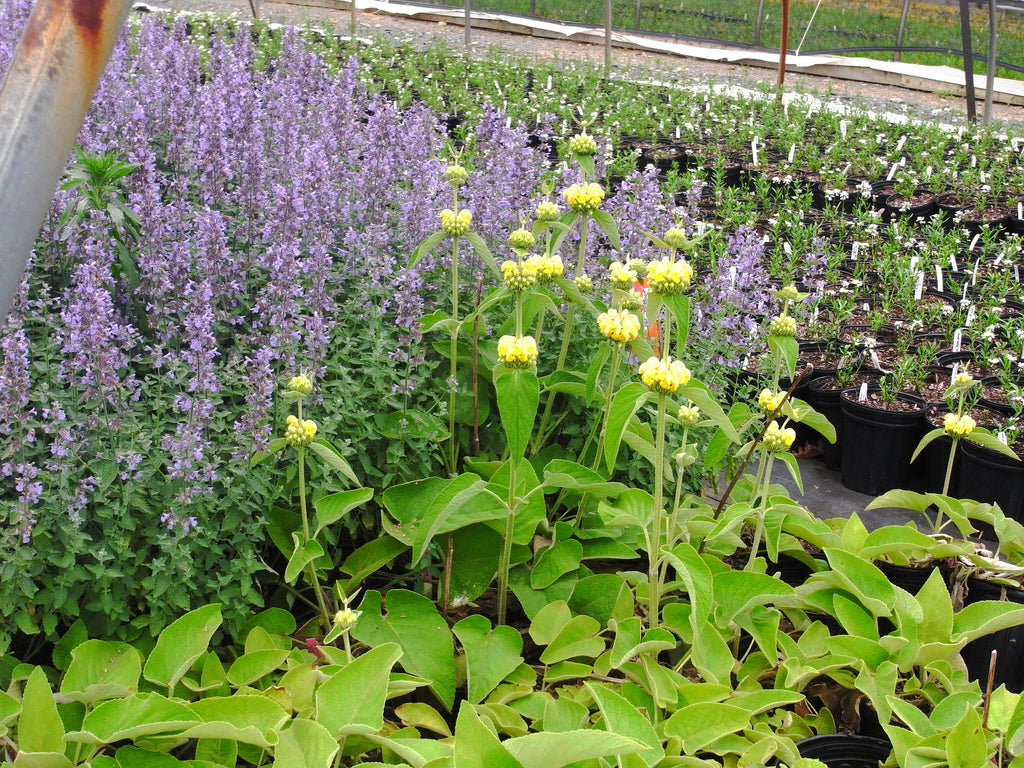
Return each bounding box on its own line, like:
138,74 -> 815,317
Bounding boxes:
153,0 -> 1024,131
840,389 -> 924,413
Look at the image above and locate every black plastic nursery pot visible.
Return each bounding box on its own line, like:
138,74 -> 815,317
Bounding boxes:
960,578 -> 1024,693
840,389 -> 926,496
793,734 -> 893,768
956,440 -> 1024,522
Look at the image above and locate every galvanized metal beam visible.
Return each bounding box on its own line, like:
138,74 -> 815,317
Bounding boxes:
0,0 -> 132,325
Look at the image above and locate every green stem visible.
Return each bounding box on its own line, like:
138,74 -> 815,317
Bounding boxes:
447,235 -> 461,475
746,452 -> 775,571
938,436 -> 959,530
648,393 -> 667,629
532,214 -> 590,456
591,345 -> 623,473
297,439 -> 330,631
497,457 -> 517,626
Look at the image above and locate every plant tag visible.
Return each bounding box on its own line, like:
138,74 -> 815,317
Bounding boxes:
1018,201 -> 1023,220
935,265 -> 944,293
925,165 -> 933,178
886,162 -> 898,181
1016,264 -> 1020,283
788,143 -> 795,163
859,382 -> 869,401
953,328 -> 963,353
966,304 -> 976,327
840,119 -> 849,138
914,272 -> 924,300
851,241 -> 862,259
863,301 -> 871,312
969,234 -> 981,251
949,253 -> 958,272
751,137 -> 759,167
783,241 -> 792,255
999,431 -> 1008,445
896,135 -> 907,152
973,258 -> 981,285
951,362 -> 960,383
675,125 -> 680,139
729,266 -> 737,287
909,254 -> 919,270
971,154 -> 977,168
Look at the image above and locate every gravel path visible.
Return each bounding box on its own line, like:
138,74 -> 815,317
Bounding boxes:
156,0 -> 1024,130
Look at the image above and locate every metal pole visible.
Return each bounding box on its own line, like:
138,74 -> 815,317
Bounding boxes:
959,0 -> 977,123
349,0 -> 356,37
604,0 -> 612,72
984,0 -> 997,124
753,0 -> 765,46
529,0 -> 535,14
777,0 -> 790,101
0,0 -> 133,325
634,0 -> 642,30
894,0 -> 911,62
464,0 -> 471,56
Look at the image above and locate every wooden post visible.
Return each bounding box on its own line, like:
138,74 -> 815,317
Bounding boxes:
777,0 -> 790,102
605,0 -> 613,72
753,0 -> 766,46
464,0 -> 472,57
894,0 -> 911,62
634,0 -> 642,29
983,0 -> 997,124
349,0 -> 356,37
959,0 -> 977,123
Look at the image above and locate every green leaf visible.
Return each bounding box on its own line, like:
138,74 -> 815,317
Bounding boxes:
351,591 -> 456,711
536,609 -> 603,665
591,210 -> 621,251
912,427 -> 949,463
142,605 -> 222,692
317,643 -> 403,736
504,730 -> 645,768
953,599 -> 1024,645
183,696 -> 290,747
464,231 -> 501,279
60,640 -> 142,705
273,718 -> 339,768
453,616 -> 524,705
284,534 -> 325,584
787,397 -> 836,443
767,334 -> 799,380
531,541 -> 583,589
662,294 -> 690,351
340,536 -> 409,582
382,474 -> 505,563
586,682 -> 664,764
494,367 -> 539,459
604,383 -> 652,474
663,702 -> 752,754
70,693 -> 201,744
308,439 -> 359,485
453,703 -> 525,768
448,523 -> 501,606
568,574 -> 633,627
968,430 -> 1024,461
410,230 -> 446,269
679,382 -> 740,443
541,459 -> 627,497
226,649 -> 290,687
20,667 -> 64,753
313,488 -> 374,536
608,617 -> 676,669
396,702 -> 453,737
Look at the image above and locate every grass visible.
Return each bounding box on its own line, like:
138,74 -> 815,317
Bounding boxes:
413,0 -> 1024,79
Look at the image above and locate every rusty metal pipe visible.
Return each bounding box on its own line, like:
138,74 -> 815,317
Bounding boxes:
0,0 -> 132,325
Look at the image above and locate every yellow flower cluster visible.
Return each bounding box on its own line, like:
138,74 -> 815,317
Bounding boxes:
535,200 -> 562,221
597,309 -> 641,344
763,420 -> 796,453
333,607 -> 362,631
501,260 -> 538,292
497,335 -> 539,368
444,165 -> 468,187
508,228 -> 536,251
563,182 -> 605,213
646,258 -> 693,294
568,132 -> 598,156
524,254 -> 563,281
639,356 -> 691,394
609,260 -> 638,289
574,275 -> 594,293
287,374 -> 313,396
664,227 -> 688,249
677,404 -> 701,426
779,284 -> 802,303
758,388 -> 786,414
285,414 -> 317,447
440,208 -> 472,236
769,314 -> 797,336
944,412 -> 976,437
